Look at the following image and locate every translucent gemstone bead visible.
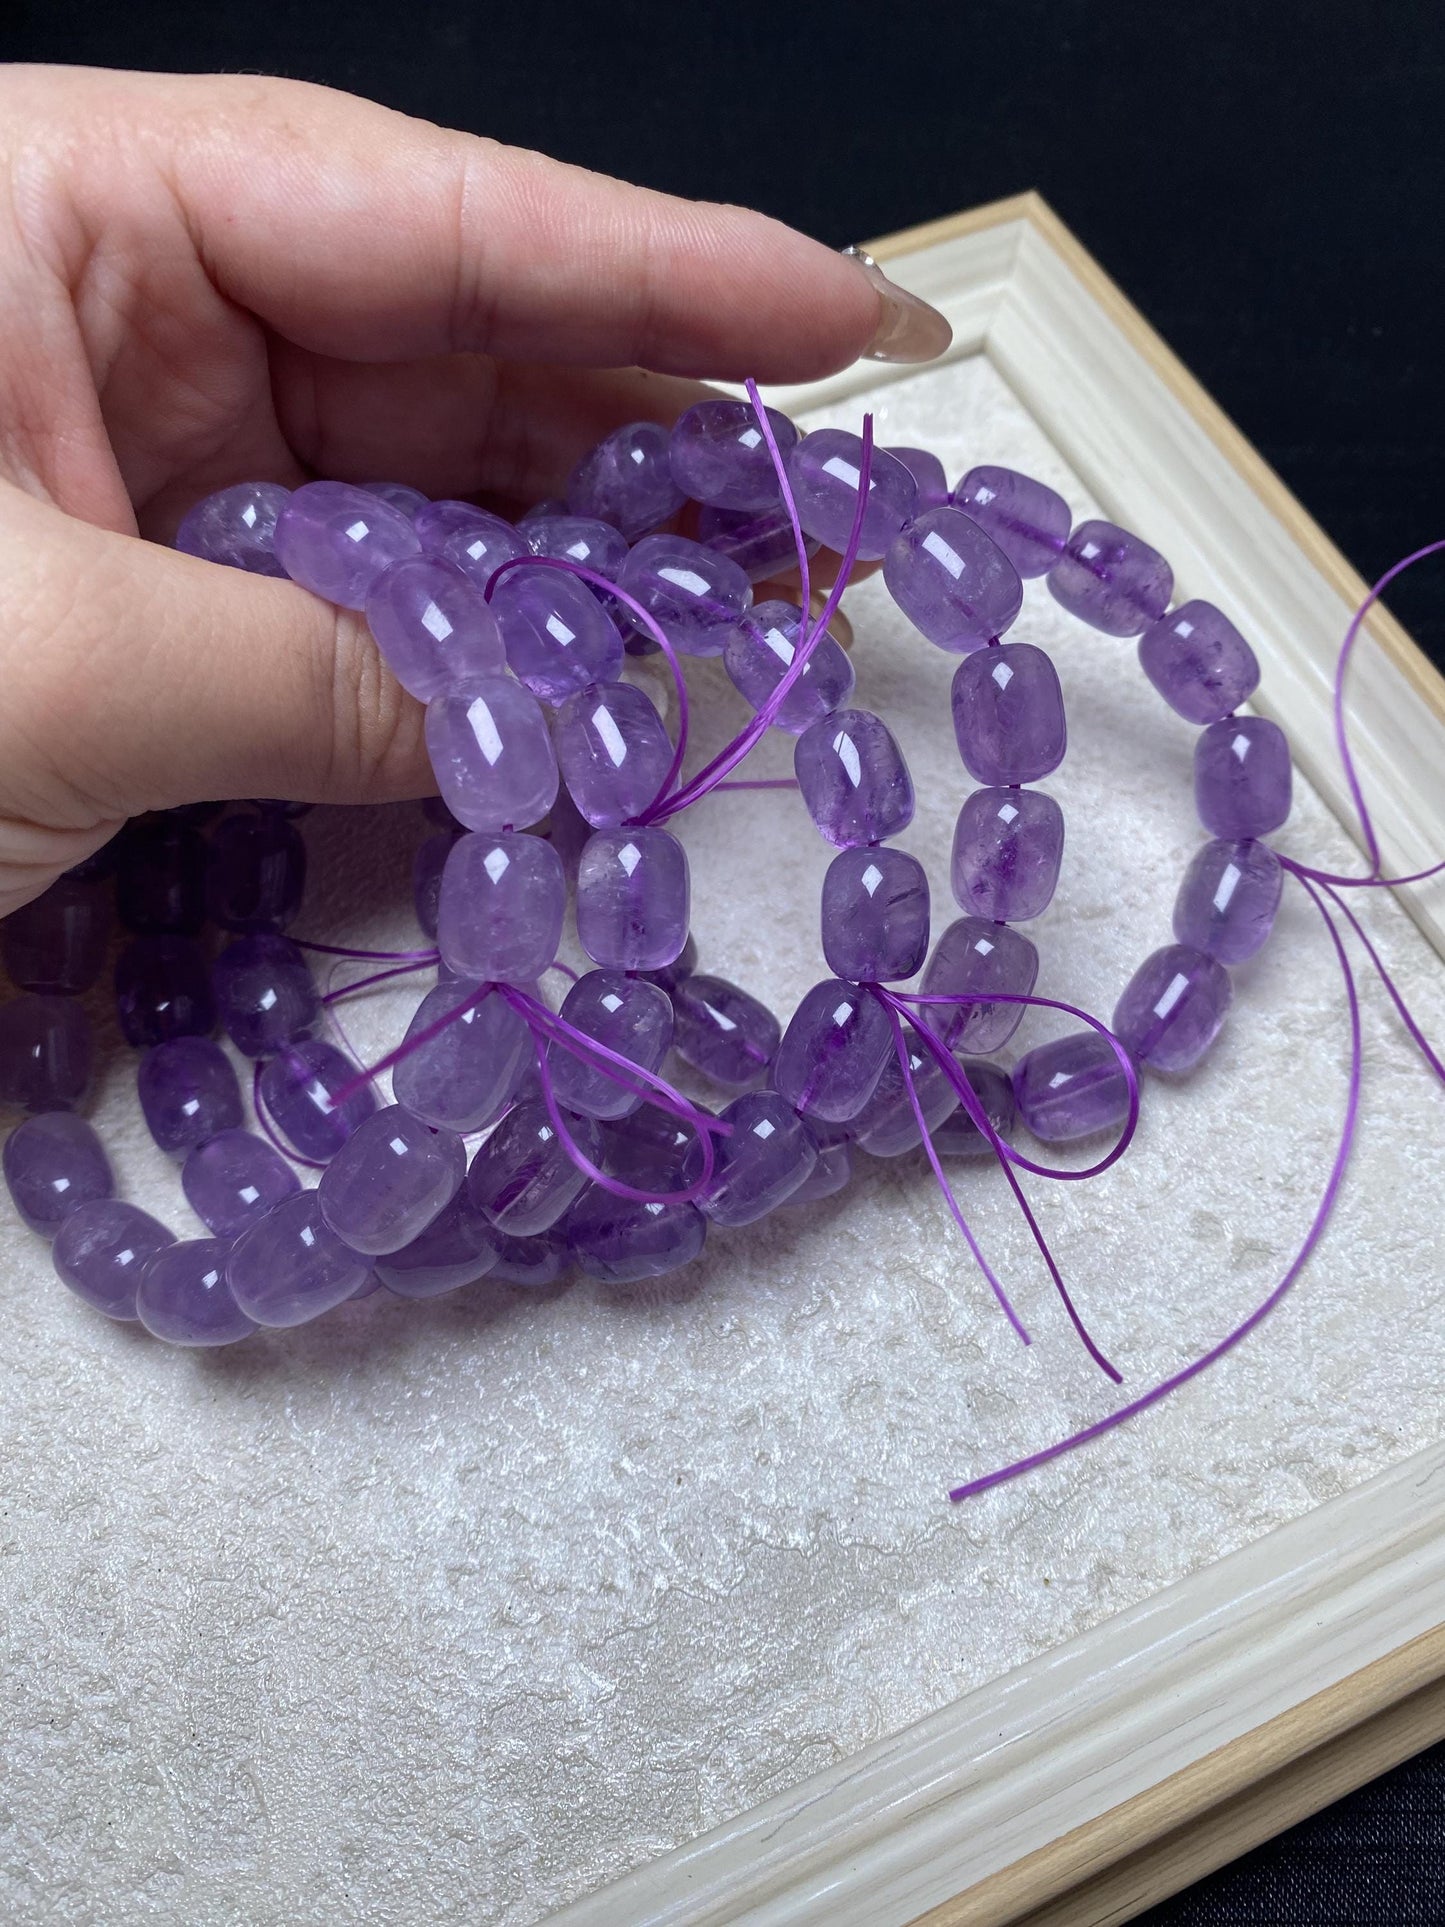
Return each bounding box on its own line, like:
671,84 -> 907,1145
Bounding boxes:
136,1239 -> 257,1346
951,786 -> 1064,921
883,505 -> 1023,651
259,1037 -> 377,1163
213,933 -> 320,1057
547,971 -> 674,1120
318,1104 -> 466,1256
137,1037 -> 243,1158
951,643 -> 1066,786
575,827 -> 690,971
933,1058 -> 1018,1159
425,677 -> 558,831
524,514 -> 629,582
359,481 -> 427,518
466,1097 -> 600,1236
641,931 -> 698,997
115,936 -> 216,1047
413,830 -> 456,939
375,1186 -> 499,1298
1013,1032 -> 1132,1143
227,1191 -> 373,1327
1048,520 -> 1173,636
952,466 -> 1070,579
392,979 -> 533,1132
794,708 -> 915,848
412,499 -> 503,552
274,480 -> 420,608
853,1033 -> 958,1158
597,1100 -> 707,1192
1194,717 -> 1292,838
786,431 -> 918,559
697,502 -> 820,582
205,812 -> 306,933
175,481 -> 291,576
700,1090 -> 817,1225
3,874 -> 110,994
568,422 -> 686,541
820,845 -> 930,981
441,515 -> 530,594
564,1187 -> 707,1285
723,600 -> 855,734
1173,838 -> 1283,965
489,1229 -> 570,1287
520,498 -> 568,527
784,1131 -> 852,1205
552,680 -> 674,827
3,1111 -> 113,1235
771,977 -> 893,1124
885,446 -> 950,513
921,917 -> 1039,1053
1113,943 -> 1232,1073
364,555 -> 505,700
53,1199 -> 174,1320
436,831 -> 565,982
115,820 -> 206,935
491,564 -> 623,703
668,399 -> 798,511
619,535 -> 752,658
1138,600 -> 1261,723
182,1128 -> 300,1238
671,974 -> 780,1087
0,995 -> 93,1112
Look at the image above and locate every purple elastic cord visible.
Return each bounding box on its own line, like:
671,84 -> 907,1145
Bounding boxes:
293,938 -> 442,963
322,957 -> 439,1004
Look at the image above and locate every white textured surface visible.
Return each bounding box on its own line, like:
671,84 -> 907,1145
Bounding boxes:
3,356 -> 1445,1925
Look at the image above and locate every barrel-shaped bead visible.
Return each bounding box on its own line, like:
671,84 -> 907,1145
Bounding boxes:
786,431 -> 918,559
1112,943 -> 1232,1073
115,936 -> 216,1048
466,1097 -> 600,1236
492,564 -> 624,702
524,515 -> 628,581
1138,600 -> 1260,723
886,446 -> 950,513
920,917 -> 1039,1054
3,874 -> 111,994
619,535 -> 752,657
771,978 -> 893,1124
425,676 -> 558,832
137,1037 -> 243,1158
1172,837 -> 1283,965
950,644 -> 1066,786
552,680 -> 673,828
575,827 -> 690,971
3,1111 -> 113,1235
547,971 -> 674,1120
391,979 -> 534,1132
258,1037 -> 377,1163
853,1035 -> 958,1159
318,1104 -> 467,1256
213,933 -> 320,1057
568,422 -> 686,540
1047,519 -> 1173,636
274,480 -> 420,607
375,1186 -> 500,1298
365,554 -> 505,699
669,399 -> 798,511
436,831 -> 565,983
0,995 -> 93,1112
950,786 -> 1064,922
564,1187 -> 707,1285
175,481 -> 291,576
115,821 -> 206,936
670,974 -> 780,1088
205,812 -> 306,933
182,1128 -> 300,1239
136,1239 -> 257,1346
952,465 -> 1071,578
697,502 -> 820,582
1013,1032 -> 1132,1143
883,505 -> 1023,651
1194,717 -> 1292,838
820,845 -> 930,982
434,514 -> 527,594
227,1191 -> 373,1327
724,600 -> 855,734
932,1058 -> 1018,1159
700,1090 -> 817,1226
794,708 -> 914,848
53,1199 -> 174,1320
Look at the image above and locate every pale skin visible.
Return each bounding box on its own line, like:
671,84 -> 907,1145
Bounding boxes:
0,65 -> 951,919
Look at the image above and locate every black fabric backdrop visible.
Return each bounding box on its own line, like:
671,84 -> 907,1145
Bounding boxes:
7,3 -> 1445,1918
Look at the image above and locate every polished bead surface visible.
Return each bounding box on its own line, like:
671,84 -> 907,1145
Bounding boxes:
921,917 -> 1039,1054
597,1100 -> 707,1193
467,1097 -> 599,1235
492,564 -> 624,701
175,482 -> 291,576
547,971 -> 674,1120
697,502 -> 819,582
671,974 -> 780,1087
259,1037 -> 377,1163
318,1104 -> 466,1256
885,446 -> 950,513
784,1131 -> 852,1205
794,708 -> 915,848
853,1033 -> 958,1158
392,979 -> 533,1131
413,499 -> 504,552
1048,519 -> 1173,635
227,1191 -> 373,1327
568,421 -> 686,541
821,845 -> 930,982
1173,837 -> 1283,965
1194,716 -> 1292,838
933,1058 -> 1018,1159
3,1111 -> 113,1235
425,677 -> 558,832
883,505 -> 1023,651
1013,1031 -> 1132,1143
564,1188 -> 707,1285
952,466 -> 1070,579
137,1036 -> 243,1158
437,831 -> 565,983
115,936 -> 215,1048
786,430 -> 918,559
724,600 -> 855,734
182,1127 -> 300,1239
137,1239 -> 256,1346
206,812 -> 306,932
700,1089 -> 816,1225
575,827 -> 690,971
771,977 -> 892,1123
375,1186 -> 499,1298
0,995 -> 92,1112
213,933 -> 320,1057
552,679 -> 673,827
413,830 -> 455,939
3,875 -> 111,995
359,481 -> 427,518
1113,943 -> 1232,1073
1138,600 -> 1261,723
951,786 -> 1064,922
524,514 -> 629,582
53,1199 -> 174,1320
365,555 -> 505,700
951,643 -> 1067,786
669,399 -> 798,511
619,535 -> 752,657
115,821 -> 206,936
434,513 -> 528,595
274,480 -> 420,608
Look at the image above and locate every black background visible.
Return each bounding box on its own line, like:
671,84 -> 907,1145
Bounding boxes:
8,2 -> 1445,1918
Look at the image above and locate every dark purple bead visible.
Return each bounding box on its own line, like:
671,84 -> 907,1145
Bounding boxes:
1138,600 -> 1261,724
564,1187 -> 706,1285
547,971 -> 674,1120
1194,717 -> 1292,838
3,875 -> 110,994
724,600 -> 855,734
794,708 -> 915,848
576,827 -> 690,971
552,680 -> 673,829
365,554 -> 505,700
392,979 -> 533,1132
700,1089 -> 816,1225
318,1103 -> 466,1256
175,482 -> 291,576
492,563 -> 624,702
786,431 -> 918,559
619,535 -> 752,658
0,995 -> 93,1112
488,1229 -> 570,1288
413,830 -> 456,940
820,845 -> 930,982
921,917 -> 1038,1054
853,1033 -> 958,1158
213,933 -> 320,1057
182,1128 -> 300,1238
359,481 -> 427,518
568,422 -> 686,541
115,821 -> 206,936
951,786 -> 1064,922
640,931 -> 698,997
375,1186 -> 499,1298
53,1199 -> 174,1320
205,812 -> 306,933
524,515 -> 629,582
932,1059 -> 1018,1159
771,978 -> 892,1124
1013,1032 -> 1131,1143
883,506 -> 1023,652
466,1097 -> 600,1236
1113,943 -> 1232,1073
437,831 -> 566,983
258,1037 -> 378,1163
227,1191 -> 373,1327
274,481 -> 421,608
136,1239 -> 256,1346
885,446 -> 950,513
3,1111 -> 113,1235
1048,520 -> 1173,636
668,399 -> 798,511
697,502 -> 820,582
952,466 -> 1070,579
951,643 -> 1067,786
425,676 -> 558,832
597,1100 -> 708,1193
115,936 -> 216,1047
137,1036 -> 243,1158
671,974 -> 780,1088
1173,838 -> 1283,965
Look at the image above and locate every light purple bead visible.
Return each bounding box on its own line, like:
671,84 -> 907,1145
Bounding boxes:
951,787 -> 1064,922
671,974 -> 780,1088
853,1034 -> 957,1158
576,827 -> 690,971
1113,943 -> 1232,1073
437,831 -> 565,983
53,1199 -> 174,1320
359,481 -> 427,518
771,978 -> 892,1124
318,1104 -> 466,1256
365,555 -> 505,700
259,1037 -> 378,1163
467,1097 -> 600,1236
1138,600 -> 1261,723
175,482 -> 291,576
668,399 -> 798,511
552,680 -> 673,828
213,933 -> 320,1057
413,830 -> 456,939
933,1059 -> 1018,1159
1173,838 -> 1283,965
392,979 -> 533,1131
426,677 -> 558,832
697,502 -> 820,582
115,937 -> 215,1049
0,994 -> 92,1112
3,874 -> 111,994
414,499 -> 504,551
227,1191 -> 372,1327
564,1187 -> 706,1285
3,1112 -> 113,1236
619,535 -> 752,658
821,846 -> 930,982
547,971 -> 674,1121
1013,1032 -> 1132,1143
492,564 -> 623,701
375,1186 -> 499,1298
784,1132 -> 852,1205
137,1037 -> 243,1159
952,466 -> 1070,579
524,515 -> 629,583
182,1128 -> 300,1239
273,481 -> 421,608
568,422 -> 686,541
885,446 -> 950,513
700,1090 -> 816,1226
1194,717 -> 1292,838
136,1239 -> 257,1346
786,431 -> 918,559
723,600 -> 855,734
1048,520 -> 1173,636
794,708 -> 915,848
206,812 -> 306,932
921,917 -> 1039,1054
883,505 -> 1023,652
951,643 -> 1066,786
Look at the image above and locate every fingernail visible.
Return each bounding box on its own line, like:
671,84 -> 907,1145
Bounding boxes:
842,245 -> 953,364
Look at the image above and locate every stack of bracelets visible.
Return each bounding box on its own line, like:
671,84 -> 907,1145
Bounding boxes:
0,383 -> 1292,1393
